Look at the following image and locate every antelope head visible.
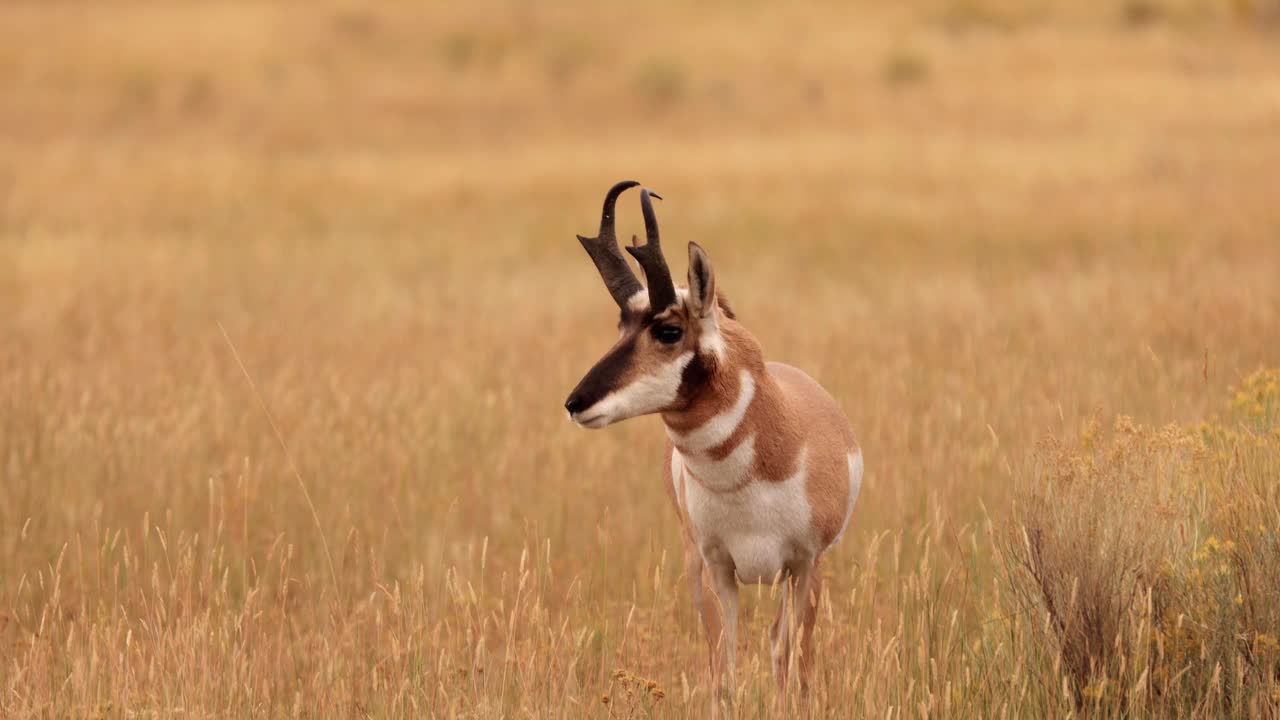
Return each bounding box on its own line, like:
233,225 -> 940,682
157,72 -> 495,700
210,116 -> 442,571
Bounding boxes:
565,181 -> 729,429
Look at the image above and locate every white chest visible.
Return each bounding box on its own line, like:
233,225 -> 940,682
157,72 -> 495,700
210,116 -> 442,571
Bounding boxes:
673,448 -> 816,584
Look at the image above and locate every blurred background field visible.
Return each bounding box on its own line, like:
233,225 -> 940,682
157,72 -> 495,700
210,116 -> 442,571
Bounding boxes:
2,1 -> 1280,717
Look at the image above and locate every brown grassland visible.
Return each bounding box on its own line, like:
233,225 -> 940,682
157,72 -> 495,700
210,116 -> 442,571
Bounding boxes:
3,1 -> 1280,717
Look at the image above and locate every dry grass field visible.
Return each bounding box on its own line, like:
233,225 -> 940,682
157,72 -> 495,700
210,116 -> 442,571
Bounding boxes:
3,1 -> 1280,717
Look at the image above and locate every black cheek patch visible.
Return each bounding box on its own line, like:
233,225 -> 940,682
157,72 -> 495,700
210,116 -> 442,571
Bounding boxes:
676,352 -> 711,406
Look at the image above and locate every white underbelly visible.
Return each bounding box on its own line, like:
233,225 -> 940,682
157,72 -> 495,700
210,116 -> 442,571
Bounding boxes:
722,532 -> 793,584
675,449 -> 815,584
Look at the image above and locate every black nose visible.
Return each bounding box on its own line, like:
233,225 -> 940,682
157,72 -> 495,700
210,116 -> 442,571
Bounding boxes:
564,394 -> 588,415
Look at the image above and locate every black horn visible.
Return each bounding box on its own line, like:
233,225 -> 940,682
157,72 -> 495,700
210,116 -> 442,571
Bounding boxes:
577,180 -> 645,307
625,188 -> 677,312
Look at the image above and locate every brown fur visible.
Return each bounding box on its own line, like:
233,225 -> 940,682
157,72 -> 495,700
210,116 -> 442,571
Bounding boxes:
658,295 -> 859,708
663,314 -> 857,537
574,238 -> 859,712
768,362 -> 859,546
660,305 -> 755,429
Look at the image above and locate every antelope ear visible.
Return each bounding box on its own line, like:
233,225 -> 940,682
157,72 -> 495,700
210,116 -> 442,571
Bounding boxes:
686,242 -> 717,319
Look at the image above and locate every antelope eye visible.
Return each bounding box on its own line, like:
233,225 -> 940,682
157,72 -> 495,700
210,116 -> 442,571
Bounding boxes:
653,324 -> 683,344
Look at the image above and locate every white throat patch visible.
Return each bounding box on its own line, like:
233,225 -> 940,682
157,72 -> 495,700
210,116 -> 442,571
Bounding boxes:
682,434 -> 756,492
666,369 -> 755,453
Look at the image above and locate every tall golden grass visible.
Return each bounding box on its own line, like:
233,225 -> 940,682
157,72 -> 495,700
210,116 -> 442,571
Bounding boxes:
3,1 -> 1280,717
1001,371 -> 1280,716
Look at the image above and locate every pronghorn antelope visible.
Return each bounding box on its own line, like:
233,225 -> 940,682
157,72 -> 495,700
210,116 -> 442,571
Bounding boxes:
564,181 -> 863,709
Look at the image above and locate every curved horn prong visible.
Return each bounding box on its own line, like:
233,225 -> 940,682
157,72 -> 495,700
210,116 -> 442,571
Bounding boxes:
577,180 -> 644,307
625,188 -> 677,312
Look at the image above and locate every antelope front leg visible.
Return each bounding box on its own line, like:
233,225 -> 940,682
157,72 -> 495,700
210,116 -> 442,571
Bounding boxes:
791,559 -> 821,693
769,576 -> 791,688
707,556 -> 739,717
684,545 -> 722,676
